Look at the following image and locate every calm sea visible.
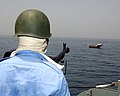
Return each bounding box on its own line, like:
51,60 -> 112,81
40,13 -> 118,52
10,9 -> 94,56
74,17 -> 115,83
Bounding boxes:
0,36 -> 120,96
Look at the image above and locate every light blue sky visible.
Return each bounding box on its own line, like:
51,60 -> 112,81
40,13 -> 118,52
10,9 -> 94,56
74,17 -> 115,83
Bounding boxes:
1,0 -> 120,39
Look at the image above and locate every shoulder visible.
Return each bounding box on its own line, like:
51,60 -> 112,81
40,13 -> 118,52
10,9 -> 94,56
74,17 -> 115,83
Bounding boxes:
3,49 -> 15,58
0,57 -> 11,62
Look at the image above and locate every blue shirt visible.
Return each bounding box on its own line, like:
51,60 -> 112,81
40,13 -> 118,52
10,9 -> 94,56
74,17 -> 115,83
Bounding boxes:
0,50 -> 70,96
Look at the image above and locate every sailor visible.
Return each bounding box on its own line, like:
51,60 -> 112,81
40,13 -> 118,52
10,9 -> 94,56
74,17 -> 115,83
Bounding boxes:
3,43 -> 70,63
0,9 -> 70,96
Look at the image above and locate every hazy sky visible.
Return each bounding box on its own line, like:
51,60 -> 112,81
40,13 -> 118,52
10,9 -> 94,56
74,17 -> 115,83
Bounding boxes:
1,0 -> 120,39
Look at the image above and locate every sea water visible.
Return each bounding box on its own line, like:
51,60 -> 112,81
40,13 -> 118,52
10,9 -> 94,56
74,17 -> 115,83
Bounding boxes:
0,36 -> 120,96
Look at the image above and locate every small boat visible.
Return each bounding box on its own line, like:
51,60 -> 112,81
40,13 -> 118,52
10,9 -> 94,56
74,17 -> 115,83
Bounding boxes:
88,43 -> 103,48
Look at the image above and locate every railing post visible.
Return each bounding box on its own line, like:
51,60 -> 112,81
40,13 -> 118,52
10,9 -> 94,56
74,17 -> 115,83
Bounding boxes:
118,80 -> 120,96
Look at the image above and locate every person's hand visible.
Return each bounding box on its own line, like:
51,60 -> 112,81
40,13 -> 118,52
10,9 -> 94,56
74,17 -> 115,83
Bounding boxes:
63,43 -> 70,53
64,47 -> 70,53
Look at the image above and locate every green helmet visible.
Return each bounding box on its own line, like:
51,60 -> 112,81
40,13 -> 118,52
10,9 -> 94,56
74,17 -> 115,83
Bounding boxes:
15,9 -> 51,39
